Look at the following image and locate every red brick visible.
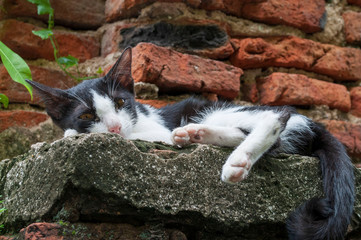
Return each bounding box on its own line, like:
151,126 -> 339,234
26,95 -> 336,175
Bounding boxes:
348,0 -> 361,7
257,73 -> 351,112
0,64 -> 77,105
101,22 -> 138,56
105,0 -> 245,22
132,43 -> 242,99
343,11 -> 361,44
242,0 -> 326,33
230,36 -> 361,81
0,19 -> 100,62
350,87 -> 361,117
187,41 -> 234,60
196,0 -> 244,17
105,0 -> 174,22
19,223 -> 62,240
136,99 -> 174,108
1,0 -> 105,29
0,110 -> 49,132
0,236 -> 13,240
105,0 -> 324,33
321,120 -> 361,159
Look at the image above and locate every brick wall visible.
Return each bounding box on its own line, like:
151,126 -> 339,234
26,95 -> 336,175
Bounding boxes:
0,0 -> 360,162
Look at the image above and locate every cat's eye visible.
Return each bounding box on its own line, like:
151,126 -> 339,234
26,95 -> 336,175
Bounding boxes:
115,98 -> 125,109
79,113 -> 95,121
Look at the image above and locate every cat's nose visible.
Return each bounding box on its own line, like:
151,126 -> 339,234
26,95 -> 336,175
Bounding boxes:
109,125 -> 121,134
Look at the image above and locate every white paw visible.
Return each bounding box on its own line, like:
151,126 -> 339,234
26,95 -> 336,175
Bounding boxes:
221,152 -> 252,183
64,129 -> 79,138
172,127 -> 191,146
171,124 -> 206,147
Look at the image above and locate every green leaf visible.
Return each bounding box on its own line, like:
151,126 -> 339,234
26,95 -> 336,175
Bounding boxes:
0,94 -> 9,109
58,55 -> 79,69
32,29 -> 53,40
0,41 -> 33,100
96,67 -> 104,74
27,0 -> 53,15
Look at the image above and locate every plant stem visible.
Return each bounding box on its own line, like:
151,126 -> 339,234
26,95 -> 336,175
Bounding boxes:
46,4 -> 95,81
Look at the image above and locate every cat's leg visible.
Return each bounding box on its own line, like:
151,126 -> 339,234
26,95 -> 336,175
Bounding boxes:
172,124 -> 247,147
221,110 -> 290,183
64,129 -> 79,138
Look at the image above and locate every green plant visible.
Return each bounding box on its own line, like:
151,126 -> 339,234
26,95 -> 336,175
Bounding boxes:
27,0 -> 93,81
0,196 -> 7,230
0,41 -> 33,109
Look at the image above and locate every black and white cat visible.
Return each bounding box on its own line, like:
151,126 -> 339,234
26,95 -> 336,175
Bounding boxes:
27,48 -> 354,240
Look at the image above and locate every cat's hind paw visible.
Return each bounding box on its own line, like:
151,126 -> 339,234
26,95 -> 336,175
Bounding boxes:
221,154 -> 252,183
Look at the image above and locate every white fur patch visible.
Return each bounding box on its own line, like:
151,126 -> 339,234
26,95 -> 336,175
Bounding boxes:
89,90 -> 133,137
129,105 -> 172,144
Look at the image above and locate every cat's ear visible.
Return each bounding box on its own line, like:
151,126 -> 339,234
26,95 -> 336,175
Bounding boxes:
26,80 -> 73,121
105,47 -> 134,93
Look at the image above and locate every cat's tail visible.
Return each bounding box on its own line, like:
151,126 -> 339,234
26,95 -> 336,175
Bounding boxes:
286,123 -> 354,240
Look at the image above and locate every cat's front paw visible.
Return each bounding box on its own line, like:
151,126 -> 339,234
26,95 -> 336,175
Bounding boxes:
64,129 -> 79,138
172,127 -> 191,147
221,152 -> 252,183
171,124 -> 206,147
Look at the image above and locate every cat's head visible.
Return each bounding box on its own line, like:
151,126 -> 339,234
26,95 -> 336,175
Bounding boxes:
26,47 -> 138,137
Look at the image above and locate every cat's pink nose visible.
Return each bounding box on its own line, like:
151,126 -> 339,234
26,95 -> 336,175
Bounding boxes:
109,125 -> 121,134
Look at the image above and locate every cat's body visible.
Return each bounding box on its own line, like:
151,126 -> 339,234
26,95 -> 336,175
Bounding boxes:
27,48 -> 354,240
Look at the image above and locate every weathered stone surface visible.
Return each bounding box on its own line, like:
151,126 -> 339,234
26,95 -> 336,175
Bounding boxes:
348,0 -> 361,7
134,82 -> 159,99
321,120 -> 361,159
230,36 -> 361,81
0,119 -> 63,160
0,111 -> 49,132
102,21 -> 234,60
1,0 -> 105,29
351,87 -> 361,118
257,73 -> 351,112
0,64 -> 77,105
0,19 -> 100,62
1,133 -> 360,238
343,11 -> 361,44
119,21 -> 234,60
0,134 -> 335,235
120,22 -> 227,49
241,0 -> 326,33
132,43 -> 242,99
